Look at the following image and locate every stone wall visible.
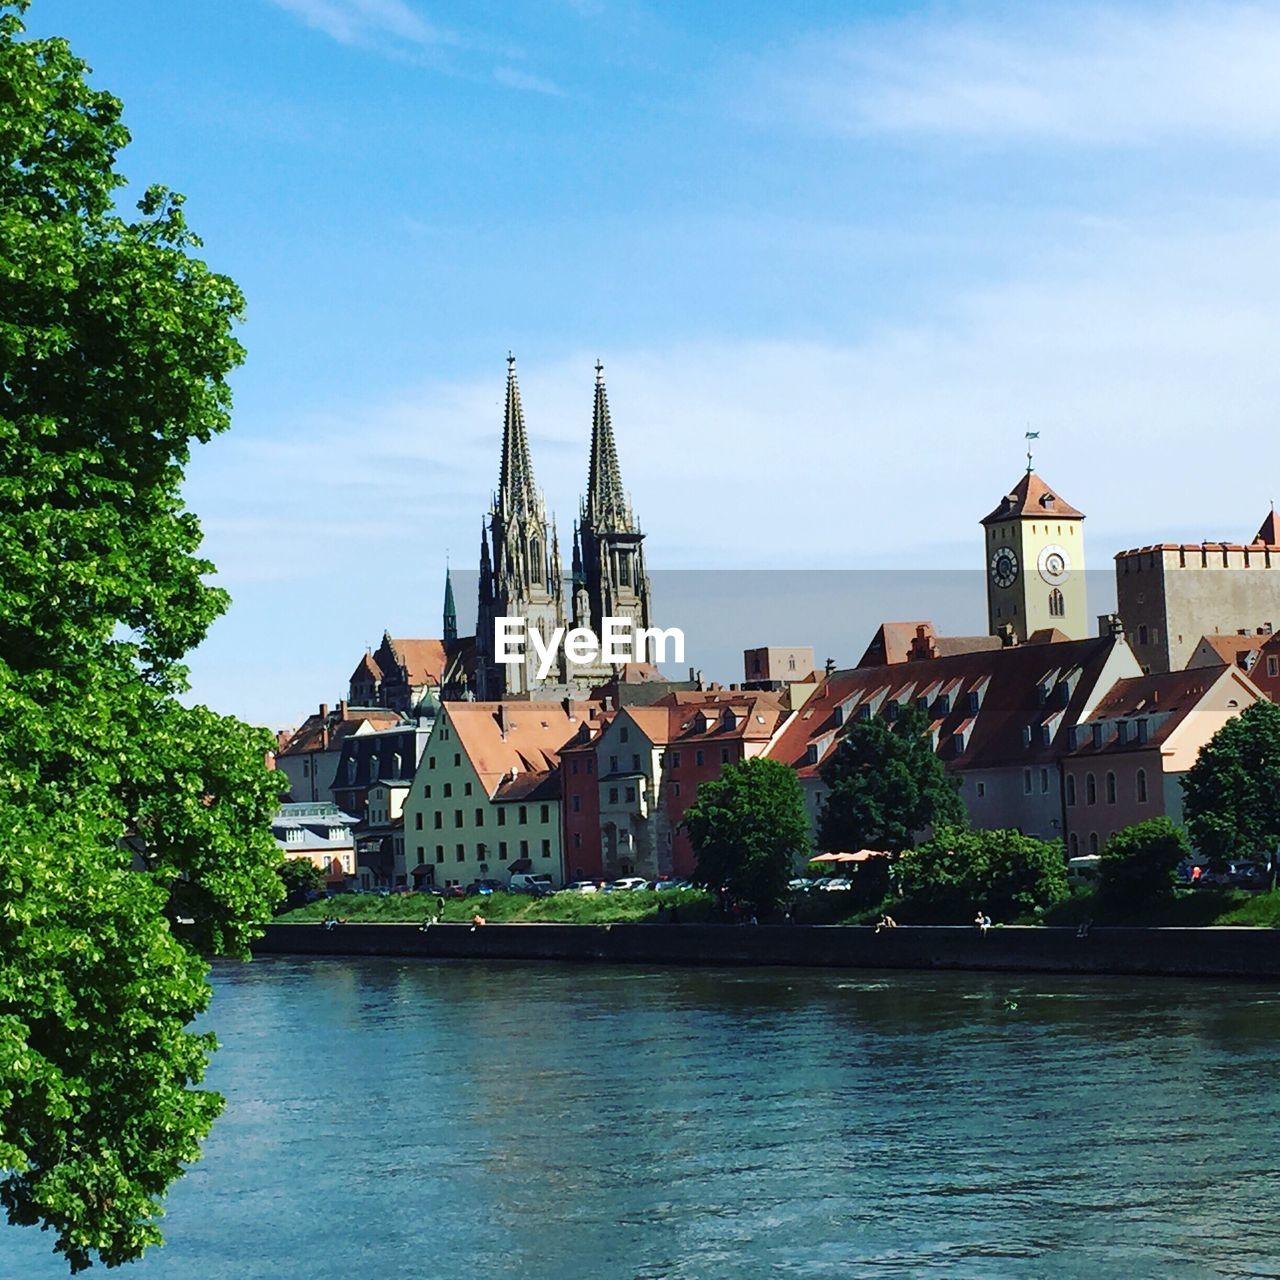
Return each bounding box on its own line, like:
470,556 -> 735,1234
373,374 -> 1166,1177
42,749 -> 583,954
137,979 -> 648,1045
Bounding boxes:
257,922 -> 1280,979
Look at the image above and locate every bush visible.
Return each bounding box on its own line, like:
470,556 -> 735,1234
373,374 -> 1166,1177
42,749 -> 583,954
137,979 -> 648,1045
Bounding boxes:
895,825 -> 1068,922
1098,819 -> 1190,911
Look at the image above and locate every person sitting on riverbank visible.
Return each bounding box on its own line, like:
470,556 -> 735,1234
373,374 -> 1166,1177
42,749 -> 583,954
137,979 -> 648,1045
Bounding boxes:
470,914 -> 486,932
974,910 -> 990,936
875,914 -> 897,933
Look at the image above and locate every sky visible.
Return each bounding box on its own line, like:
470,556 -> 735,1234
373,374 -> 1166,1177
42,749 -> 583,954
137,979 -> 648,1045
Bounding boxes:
24,0 -> 1280,726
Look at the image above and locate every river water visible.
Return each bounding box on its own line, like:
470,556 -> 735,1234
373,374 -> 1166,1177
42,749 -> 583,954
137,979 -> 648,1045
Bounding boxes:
3,957 -> 1280,1279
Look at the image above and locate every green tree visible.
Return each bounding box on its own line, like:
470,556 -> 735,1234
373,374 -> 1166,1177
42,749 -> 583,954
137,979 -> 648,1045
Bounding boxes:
683,758 -> 811,914
0,5 -> 284,1268
278,857 -> 326,911
1098,819 -> 1190,911
817,706 -> 965,854
895,825 -> 1068,922
1182,701 -> 1280,878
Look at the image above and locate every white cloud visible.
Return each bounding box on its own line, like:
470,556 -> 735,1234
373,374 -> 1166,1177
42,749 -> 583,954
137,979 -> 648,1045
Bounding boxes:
268,0 -> 447,50
747,5 -> 1280,144
493,66 -> 566,97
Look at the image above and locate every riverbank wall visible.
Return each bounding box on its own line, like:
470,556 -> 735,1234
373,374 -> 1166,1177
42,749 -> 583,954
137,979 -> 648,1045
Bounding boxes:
255,922 -> 1280,979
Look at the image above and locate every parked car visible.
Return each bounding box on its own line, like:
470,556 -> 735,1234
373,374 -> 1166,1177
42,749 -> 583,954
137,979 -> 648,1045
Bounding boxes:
655,878 -> 693,891
466,879 -> 504,896
1066,855 -> 1102,886
563,880 -> 599,894
820,877 -> 853,892
611,877 -> 649,892
509,873 -> 554,896
439,884 -> 466,900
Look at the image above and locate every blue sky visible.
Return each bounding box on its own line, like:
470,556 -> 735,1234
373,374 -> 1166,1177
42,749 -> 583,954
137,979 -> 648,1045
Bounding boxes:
26,1 -> 1280,725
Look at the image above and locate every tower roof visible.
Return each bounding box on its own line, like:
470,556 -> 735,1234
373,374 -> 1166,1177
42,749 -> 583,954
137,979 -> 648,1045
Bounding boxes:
1253,505 -> 1280,547
498,354 -> 540,520
584,361 -> 630,529
981,471 -> 1084,525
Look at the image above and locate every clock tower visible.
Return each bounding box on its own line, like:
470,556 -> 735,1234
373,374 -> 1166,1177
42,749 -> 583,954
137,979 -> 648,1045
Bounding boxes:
981,470 -> 1086,642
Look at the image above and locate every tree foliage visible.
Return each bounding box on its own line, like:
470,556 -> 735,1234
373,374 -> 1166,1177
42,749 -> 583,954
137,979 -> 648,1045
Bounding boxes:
278,856 -> 325,910
1182,700 -> 1280,870
683,758 -> 811,914
1098,819 -> 1190,910
0,4 -> 284,1267
895,825 -> 1068,923
817,706 -> 965,854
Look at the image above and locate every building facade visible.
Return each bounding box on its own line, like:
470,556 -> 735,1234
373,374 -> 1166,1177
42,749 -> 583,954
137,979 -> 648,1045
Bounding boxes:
1115,510 -> 1280,673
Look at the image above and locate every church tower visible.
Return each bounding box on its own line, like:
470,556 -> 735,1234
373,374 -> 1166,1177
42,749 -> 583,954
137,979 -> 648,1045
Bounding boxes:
475,355 -> 567,697
981,468 -> 1087,642
442,564 -> 457,646
573,362 -> 653,655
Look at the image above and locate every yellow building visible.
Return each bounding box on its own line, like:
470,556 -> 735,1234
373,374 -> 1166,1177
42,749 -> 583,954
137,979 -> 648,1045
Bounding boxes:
401,701 -> 582,892
982,470 -> 1088,642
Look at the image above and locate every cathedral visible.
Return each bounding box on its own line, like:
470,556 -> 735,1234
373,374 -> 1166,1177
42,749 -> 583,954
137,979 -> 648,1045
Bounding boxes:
350,355 -> 654,710
475,355 -> 654,698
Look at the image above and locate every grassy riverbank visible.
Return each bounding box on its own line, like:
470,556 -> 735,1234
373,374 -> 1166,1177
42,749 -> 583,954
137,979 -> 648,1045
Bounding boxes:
278,888 -> 714,925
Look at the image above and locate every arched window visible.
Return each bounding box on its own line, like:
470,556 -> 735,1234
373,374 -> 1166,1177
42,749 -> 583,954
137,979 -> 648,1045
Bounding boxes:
1088,832 -> 1099,854
1066,774 -> 1077,806
1069,833 -> 1079,856
529,536 -> 542,584
1049,588 -> 1065,617
1086,772 -> 1097,805
1106,771 -> 1117,804
1136,768 -> 1148,803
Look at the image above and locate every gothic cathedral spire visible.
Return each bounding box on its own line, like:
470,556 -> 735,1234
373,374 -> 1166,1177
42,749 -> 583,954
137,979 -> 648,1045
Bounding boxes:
574,361 -> 652,648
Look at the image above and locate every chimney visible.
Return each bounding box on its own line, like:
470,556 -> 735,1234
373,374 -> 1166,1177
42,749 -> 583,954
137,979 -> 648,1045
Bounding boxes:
319,703 -> 329,720
603,696 -> 614,712
497,704 -> 510,738
338,699 -> 348,717
824,658 -> 836,676
562,696 -> 575,720
689,667 -> 696,682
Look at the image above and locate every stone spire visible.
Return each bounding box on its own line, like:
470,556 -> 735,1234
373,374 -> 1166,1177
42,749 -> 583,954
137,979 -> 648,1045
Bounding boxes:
585,360 -> 630,531
499,353 -> 538,522
442,562 -> 457,645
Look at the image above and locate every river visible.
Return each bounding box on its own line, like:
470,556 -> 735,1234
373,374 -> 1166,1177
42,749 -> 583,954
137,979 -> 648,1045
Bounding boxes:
3,957 -> 1279,1278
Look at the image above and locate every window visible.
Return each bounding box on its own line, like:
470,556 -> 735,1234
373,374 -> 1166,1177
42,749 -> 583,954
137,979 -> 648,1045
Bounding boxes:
498,841 -> 508,860
1069,833 -> 1079,856
475,808 -> 484,826
519,839 -> 529,858
454,810 -> 463,828
529,536 -> 542,582
540,804 -> 550,823
1136,769 -> 1148,803
498,808 -> 506,826
518,806 -> 528,824
625,786 -> 636,802
443,782 -> 452,798
541,839 -> 551,858
1138,625 -> 1149,646
610,755 -> 619,773
609,787 -> 619,803
620,726 -> 629,743
428,756 -> 436,770
464,781 -> 472,796
303,759 -> 310,776
1088,832 -> 1099,855
673,782 -> 681,797
415,813 -> 423,830
671,751 -> 681,766
435,846 -> 444,863
1066,775 -> 1076,806
696,749 -> 705,766
1049,588 -> 1065,617
434,812 -> 443,829
976,781 -> 986,798
572,795 -> 581,813
1086,773 -> 1097,805
1269,655 -> 1279,679
573,833 -> 581,849
1106,772 -> 1117,804
721,747 -> 731,764
455,844 -> 465,862
1023,769 -> 1033,794
423,783 -> 431,798
632,754 -> 641,771
1040,768 -> 1049,794
453,753 -> 461,768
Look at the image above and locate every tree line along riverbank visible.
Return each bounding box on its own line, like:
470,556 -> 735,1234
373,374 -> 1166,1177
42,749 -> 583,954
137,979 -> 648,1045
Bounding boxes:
276,885 -> 1280,929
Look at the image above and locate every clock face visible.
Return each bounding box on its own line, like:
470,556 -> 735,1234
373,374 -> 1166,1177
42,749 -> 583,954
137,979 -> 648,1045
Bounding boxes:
989,546 -> 1019,589
1037,544 -> 1071,586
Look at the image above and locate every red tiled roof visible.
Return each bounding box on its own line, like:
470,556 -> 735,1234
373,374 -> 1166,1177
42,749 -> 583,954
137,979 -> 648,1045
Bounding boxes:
770,635 -> 1128,777
1254,507 -> 1280,547
278,707 -> 401,757
981,471 -> 1084,525
445,701 -> 592,797
388,637 -> 449,686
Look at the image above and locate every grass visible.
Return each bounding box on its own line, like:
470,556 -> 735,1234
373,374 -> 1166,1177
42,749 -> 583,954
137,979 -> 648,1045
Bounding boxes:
277,887 -> 714,926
